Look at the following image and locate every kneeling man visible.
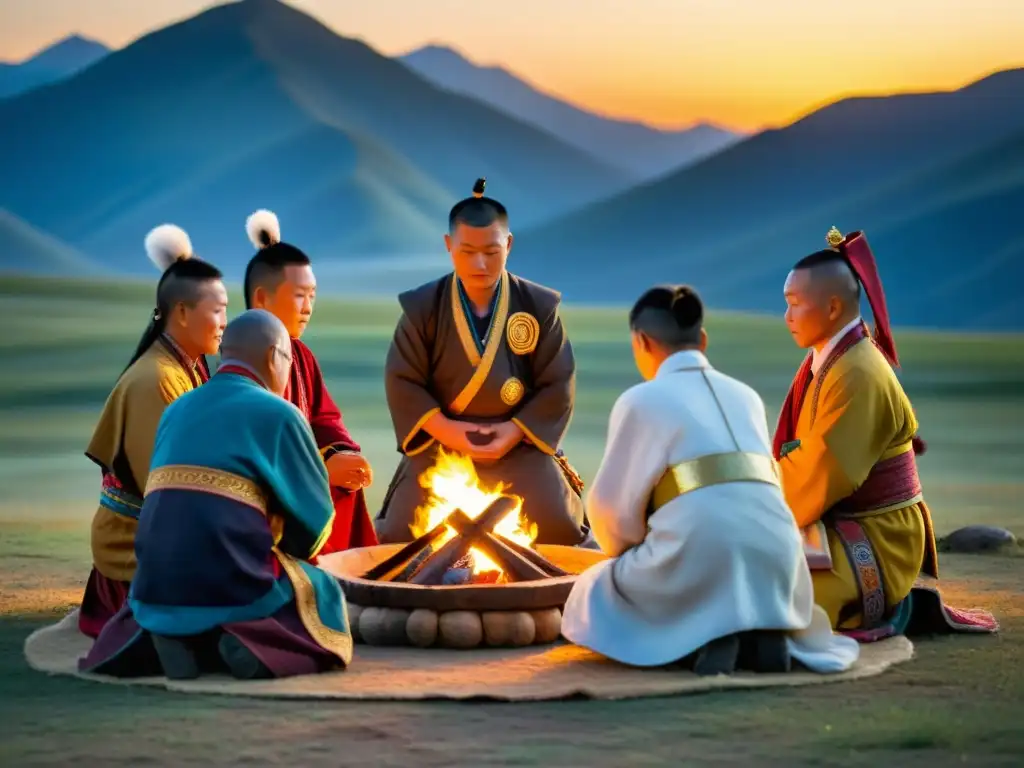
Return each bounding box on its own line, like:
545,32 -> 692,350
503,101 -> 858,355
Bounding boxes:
561,285 -> 859,675
79,310 -> 353,680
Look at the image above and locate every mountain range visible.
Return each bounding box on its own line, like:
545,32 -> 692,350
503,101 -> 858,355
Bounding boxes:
515,68 -> 1024,330
399,45 -> 741,181
0,35 -> 109,98
0,0 -> 1021,330
0,0 -> 630,277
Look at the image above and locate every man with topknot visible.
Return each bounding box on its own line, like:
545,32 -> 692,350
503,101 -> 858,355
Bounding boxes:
376,178 -> 588,547
243,210 -> 377,555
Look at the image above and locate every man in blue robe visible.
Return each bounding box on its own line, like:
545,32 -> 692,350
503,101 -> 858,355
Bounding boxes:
79,309 -> 353,680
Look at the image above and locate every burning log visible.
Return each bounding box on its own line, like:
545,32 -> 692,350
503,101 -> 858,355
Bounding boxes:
408,496 -> 521,585
358,489 -> 570,587
492,535 -> 570,578
444,511 -> 550,582
360,521 -> 449,581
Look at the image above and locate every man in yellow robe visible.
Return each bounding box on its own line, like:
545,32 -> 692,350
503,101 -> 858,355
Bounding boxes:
79,225 -> 228,638
775,227 -> 997,640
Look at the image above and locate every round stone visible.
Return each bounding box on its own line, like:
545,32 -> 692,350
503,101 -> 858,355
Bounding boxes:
406,609 -> 439,647
360,607 -> 411,646
482,611 -> 536,647
530,608 -> 562,644
348,603 -> 364,644
941,525 -> 1017,554
438,610 -> 484,649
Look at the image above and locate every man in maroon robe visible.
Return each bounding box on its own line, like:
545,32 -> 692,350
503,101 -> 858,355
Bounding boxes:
242,209 -> 377,555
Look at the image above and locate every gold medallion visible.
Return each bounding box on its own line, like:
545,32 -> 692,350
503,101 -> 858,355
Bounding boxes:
500,377 -> 525,406
506,311 -> 540,355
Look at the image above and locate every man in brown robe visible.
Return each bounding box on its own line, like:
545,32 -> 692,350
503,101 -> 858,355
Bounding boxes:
376,178 -> 587,545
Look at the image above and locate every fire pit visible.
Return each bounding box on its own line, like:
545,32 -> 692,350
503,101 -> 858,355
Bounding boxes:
318,451 -> 605,649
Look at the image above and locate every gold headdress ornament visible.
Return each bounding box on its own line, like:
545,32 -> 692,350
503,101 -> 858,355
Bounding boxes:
826,226 -> 845,249
472,178 -> 486,198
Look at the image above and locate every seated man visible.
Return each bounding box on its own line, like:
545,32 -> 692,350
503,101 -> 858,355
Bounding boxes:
561,285 -> 859,675
376,178 -> 587,546
79,310 -> 353,680
243,209 -> 377,554
80,224 -> 226,638
776,227 -> 996,637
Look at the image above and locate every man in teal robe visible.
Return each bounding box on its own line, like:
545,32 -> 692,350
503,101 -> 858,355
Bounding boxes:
79,310 -> 353,680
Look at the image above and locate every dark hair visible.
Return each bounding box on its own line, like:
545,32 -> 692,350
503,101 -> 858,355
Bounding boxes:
243,242 -> 311,308
794,248 -> 844,270
448,177 -> 509,233
628,284 -> 704,348
123,258 -> 223,374
792,249 -> 862,300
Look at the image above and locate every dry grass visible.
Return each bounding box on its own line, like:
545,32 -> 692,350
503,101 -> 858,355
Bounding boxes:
1,277 -> 1022,766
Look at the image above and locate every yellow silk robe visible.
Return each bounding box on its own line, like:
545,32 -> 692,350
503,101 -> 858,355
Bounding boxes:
779,338 -> 933,629
86,342 -> 203,582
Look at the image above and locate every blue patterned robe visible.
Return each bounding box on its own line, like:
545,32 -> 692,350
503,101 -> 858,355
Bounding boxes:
79,368 -> 353,678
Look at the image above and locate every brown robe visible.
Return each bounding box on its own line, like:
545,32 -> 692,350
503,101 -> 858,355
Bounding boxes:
376,270 -> 586,545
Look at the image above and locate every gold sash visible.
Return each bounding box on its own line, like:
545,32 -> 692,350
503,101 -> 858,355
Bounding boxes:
650,451 -> 781,513
145,465 -> 268,514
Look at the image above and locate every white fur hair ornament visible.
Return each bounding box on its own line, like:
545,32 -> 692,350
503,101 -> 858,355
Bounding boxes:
246,209 -> 281,250
144,224 -> 193,272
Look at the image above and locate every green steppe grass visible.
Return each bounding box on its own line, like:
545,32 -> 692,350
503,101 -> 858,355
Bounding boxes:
0,274 -> 1021,766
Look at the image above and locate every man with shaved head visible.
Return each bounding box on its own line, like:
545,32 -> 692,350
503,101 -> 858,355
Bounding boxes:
80,309 -> 355,681
775,228 -> 997,641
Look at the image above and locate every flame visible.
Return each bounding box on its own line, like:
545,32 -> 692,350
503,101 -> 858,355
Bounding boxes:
410,448 -> 537,576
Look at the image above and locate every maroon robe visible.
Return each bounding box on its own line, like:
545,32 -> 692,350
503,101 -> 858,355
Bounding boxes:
285,338 -> 377,554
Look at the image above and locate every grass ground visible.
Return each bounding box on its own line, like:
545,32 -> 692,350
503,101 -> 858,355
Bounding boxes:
1,274 -> 1022,766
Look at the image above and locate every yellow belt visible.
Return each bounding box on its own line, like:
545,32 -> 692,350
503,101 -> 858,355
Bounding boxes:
650,451 -> 781,513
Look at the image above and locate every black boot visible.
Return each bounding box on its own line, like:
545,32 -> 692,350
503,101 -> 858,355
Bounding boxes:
692,634 -> 740,676
740,631 -> 791,674
217,633 -> 273,680
151,634 -> 201,680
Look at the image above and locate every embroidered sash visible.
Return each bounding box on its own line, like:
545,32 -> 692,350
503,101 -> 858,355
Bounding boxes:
830,443 -> 939,629
99,473 -> 143,520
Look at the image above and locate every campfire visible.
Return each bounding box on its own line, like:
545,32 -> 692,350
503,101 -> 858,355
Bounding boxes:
361,450 -> 568,585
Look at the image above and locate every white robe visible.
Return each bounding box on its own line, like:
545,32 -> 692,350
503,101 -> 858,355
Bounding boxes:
561,350 -> 860,673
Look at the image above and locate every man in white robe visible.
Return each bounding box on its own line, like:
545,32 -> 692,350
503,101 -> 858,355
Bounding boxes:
561,285 -> 860,675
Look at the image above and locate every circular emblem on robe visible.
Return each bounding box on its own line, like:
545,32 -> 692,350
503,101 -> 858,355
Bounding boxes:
506,312 -> 540,355
500,377 -> 525,406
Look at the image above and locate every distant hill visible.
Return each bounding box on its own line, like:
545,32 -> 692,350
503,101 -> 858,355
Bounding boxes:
400,44 -> 741,181
515,68 -> 1024,330
0,35 -> 109,99
0,209 -> 103,276
690,130 -> 1024,330
0,0 -> 629,280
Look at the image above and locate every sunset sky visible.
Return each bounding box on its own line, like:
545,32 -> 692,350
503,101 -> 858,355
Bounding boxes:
2,0 -> 1021,131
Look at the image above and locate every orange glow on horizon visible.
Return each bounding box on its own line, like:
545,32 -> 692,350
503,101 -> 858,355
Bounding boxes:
1,0 -> 1022,132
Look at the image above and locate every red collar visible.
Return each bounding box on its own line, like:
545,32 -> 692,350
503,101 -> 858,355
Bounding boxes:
216,364 -> 266,389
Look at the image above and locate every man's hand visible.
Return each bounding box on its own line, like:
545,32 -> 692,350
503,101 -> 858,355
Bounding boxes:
326,452 -> 373,491
465,421 -> 524,463
424,414 -> 523,461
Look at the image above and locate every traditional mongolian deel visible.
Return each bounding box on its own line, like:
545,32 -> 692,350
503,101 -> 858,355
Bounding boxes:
377,271 -> 587,545
285,337 -> 378,553
561,349 -> 860,673
79,367 -> 354,679
775,229 -> 997,638
80,335 -> 208,639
